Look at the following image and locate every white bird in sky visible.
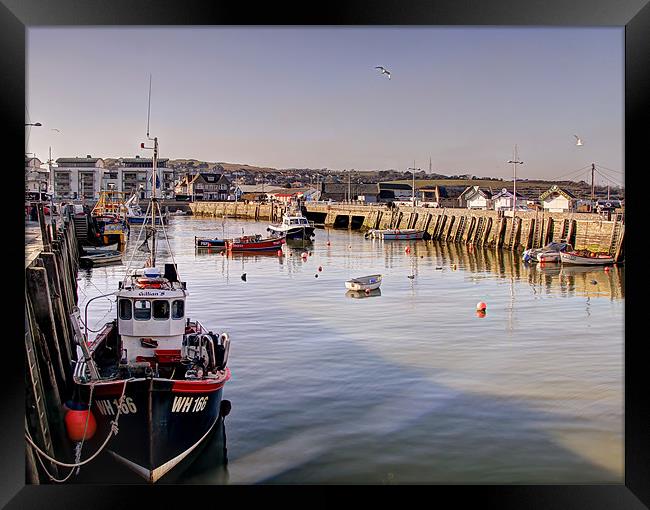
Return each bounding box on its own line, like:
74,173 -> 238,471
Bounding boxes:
574,135 -> 583,146
375,66 -> 391,80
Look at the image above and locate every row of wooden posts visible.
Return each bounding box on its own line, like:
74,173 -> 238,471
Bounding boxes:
25,203 -> 82,484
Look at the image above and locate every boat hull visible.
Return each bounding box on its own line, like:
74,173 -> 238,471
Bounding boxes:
345,275 -> 383,291
226,238 -> 286,252
195,238 -> 226,248
78,373 -> 229,483
560,252 -> 615,265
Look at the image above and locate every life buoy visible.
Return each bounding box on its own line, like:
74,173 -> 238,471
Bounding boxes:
605,202 -> 612,208
136,277 -> 164,289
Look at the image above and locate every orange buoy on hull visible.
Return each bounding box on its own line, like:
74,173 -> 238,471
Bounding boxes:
64,408 -> 97,441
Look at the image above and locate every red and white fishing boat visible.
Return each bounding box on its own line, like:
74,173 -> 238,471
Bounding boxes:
70,132 -> 231,483
559,250 -> 615,266
226,234 -> 285,252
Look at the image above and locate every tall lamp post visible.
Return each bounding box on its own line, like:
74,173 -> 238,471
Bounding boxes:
507,145 -> 524,218
407,161 -> 420,206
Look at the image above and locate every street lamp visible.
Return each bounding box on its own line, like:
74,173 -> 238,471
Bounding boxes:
407,161 -> 420,206
507,145 -> 524,216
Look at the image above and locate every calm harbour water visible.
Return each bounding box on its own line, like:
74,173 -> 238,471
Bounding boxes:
77,215 -> 624,484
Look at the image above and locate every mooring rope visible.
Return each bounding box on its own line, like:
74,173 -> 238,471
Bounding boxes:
25,378 -> 134,476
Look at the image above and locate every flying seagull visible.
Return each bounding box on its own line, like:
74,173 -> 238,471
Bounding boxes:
375,66 -> 391,80
574,135 -> 583,146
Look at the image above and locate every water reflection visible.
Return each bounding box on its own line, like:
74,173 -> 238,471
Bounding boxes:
345,289 -> 382,299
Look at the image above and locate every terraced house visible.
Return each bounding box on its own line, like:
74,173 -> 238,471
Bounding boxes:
175,172 -> 234,201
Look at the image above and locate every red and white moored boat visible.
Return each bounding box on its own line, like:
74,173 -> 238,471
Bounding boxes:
226,234 -> 286,252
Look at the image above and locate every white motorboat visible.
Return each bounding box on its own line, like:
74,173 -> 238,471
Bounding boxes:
345,274 -> 383,291
268,206 -> 315,240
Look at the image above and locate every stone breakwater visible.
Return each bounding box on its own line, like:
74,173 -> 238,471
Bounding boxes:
189,202 -> 624,260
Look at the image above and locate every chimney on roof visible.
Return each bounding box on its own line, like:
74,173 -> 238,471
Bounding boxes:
86,155 -> 92,158
135,155 -> 140,158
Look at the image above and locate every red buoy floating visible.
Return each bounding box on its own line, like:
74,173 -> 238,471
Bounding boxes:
476,301 -> 487,312
405,246 -> 411,254
604,266 -> 610,272
318,266 -> 323,272
64,408 -> 97,441
476,310 -> 487,319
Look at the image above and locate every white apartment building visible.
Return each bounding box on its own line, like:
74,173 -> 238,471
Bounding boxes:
53,156 -> 105,200
119,156 -> 175,198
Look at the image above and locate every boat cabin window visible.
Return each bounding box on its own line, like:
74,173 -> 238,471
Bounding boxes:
134,300 -> 152,320
153,300 -> 170,320
172,300 -> 184,319
119,299 -> 132,320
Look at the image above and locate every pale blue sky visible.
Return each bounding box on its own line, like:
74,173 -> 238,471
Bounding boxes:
27,27 -> 624,184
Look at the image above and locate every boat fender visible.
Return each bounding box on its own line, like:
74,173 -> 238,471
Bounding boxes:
219,400 -> 232,418
64,407 -> 97,441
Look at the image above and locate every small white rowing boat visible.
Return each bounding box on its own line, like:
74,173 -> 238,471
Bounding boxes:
79,251 -> 123,267
365,229 -> 424,240
345,274 -> 382,291
81,242 -> 119,254
559,250 -> 615,266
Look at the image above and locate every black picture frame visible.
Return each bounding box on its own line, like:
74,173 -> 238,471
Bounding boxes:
6,0 -> 648,507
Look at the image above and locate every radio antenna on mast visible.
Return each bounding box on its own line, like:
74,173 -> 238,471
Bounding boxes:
146,74 -> 152,139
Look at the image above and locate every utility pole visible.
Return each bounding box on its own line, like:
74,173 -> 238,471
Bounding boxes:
507,145 -> 524,218
348,170 -> 351,203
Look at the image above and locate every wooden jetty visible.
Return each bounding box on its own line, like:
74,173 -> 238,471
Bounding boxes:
25,204 -> 82,484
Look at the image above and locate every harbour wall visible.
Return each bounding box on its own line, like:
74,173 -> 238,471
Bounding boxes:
189,202 -> 625,260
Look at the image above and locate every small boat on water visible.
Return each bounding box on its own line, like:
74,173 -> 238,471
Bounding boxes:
522,242 -> 570,263
82,242 -> 119,254
345,274 -> 383,291
194,236 -> 226,248
79,251 -> 123,267
559,250 -> 615,266
226,234 -> 285,252
267,205 -> 315,240
365,229 -> 424,240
